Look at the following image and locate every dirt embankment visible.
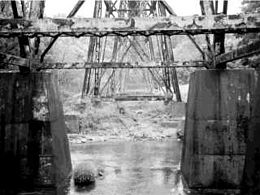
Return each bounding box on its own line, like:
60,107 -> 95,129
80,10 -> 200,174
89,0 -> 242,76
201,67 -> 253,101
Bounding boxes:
63,94 -> 186,143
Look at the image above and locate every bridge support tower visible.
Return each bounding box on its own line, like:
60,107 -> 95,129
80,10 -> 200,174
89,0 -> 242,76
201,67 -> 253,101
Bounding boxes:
181,69 -> 255,194
0,72 -> 72,194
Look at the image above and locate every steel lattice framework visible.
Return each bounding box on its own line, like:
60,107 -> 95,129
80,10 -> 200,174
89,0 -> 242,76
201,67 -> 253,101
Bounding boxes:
1,0 -> 260,101
80,0 -> 183,100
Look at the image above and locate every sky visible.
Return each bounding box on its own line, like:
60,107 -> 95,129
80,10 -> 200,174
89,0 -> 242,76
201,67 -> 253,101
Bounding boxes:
44,0 -> 243,17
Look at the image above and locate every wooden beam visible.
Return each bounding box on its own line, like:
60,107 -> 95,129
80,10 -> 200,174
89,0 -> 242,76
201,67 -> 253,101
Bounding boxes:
1,14 -> 260,37
215,40 -> 260,65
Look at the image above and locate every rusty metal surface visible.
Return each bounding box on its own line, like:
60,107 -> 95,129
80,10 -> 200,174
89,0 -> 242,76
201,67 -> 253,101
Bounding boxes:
40,0 -> 85,62
4,40 -> 260,69
0,51 -> 206,69
215,40 -> 260,65
41,61 -> 206,69
0,52 -> 31,68
0,13 -> 260,37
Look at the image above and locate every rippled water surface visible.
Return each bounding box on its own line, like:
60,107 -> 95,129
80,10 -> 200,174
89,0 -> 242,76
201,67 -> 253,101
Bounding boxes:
69,139 -> 183,195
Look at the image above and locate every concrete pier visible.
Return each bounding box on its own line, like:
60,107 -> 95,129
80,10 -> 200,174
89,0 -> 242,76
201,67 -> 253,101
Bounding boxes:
0,72 -> 72,194
242,70 -> 260,195
181,70 -> 255,192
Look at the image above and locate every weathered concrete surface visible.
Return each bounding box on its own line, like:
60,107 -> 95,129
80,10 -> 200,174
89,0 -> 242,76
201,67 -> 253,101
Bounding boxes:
65,115 -> 80,134
167,102 -> 186,118
242,71 -> 260,195
0,13 -> 260,37
181,70 -> 255,190
0,72 -> 72,193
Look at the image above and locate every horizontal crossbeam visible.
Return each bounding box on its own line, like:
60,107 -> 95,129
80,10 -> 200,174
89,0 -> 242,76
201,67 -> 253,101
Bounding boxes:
40,61 -> 205,69
0,52 -> 206,69
0,13 -> 260,37
106,95 -> 173,101
3,39 -> 260,69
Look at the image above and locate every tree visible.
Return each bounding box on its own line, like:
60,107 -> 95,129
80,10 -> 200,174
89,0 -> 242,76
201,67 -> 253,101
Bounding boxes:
0,1 -> 45,67
237,1 -> 260,68
0,1 -> 19,57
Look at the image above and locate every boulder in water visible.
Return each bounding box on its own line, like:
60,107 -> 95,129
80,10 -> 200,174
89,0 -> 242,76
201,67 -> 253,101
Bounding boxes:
73,163 -> 96,186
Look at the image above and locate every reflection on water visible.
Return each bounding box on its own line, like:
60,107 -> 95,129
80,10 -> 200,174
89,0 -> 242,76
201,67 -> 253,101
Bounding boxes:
74,183 -> 96,193
10,139 -> 185,195
69,139 -> 184,195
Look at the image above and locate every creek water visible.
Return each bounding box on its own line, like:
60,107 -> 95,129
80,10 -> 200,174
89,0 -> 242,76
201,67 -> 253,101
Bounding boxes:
68,139 -> 183,195
5,138 -> 184,195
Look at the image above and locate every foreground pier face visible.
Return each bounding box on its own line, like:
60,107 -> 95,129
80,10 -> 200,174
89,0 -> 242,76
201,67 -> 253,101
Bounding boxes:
0,72 -> 71,194
181,70 -> 255,193
242,70 -> 260,195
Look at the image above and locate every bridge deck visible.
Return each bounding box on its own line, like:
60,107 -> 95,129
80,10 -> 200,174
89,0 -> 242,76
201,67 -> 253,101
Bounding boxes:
0,14 -> 260,37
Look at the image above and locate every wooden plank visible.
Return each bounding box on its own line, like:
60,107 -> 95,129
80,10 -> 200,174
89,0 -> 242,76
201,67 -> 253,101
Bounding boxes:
0,14 -> 260,37
215,40 -> 260,65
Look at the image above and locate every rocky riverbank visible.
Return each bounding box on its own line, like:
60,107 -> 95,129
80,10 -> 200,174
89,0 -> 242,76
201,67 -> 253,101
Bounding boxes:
64,99 -> 185,143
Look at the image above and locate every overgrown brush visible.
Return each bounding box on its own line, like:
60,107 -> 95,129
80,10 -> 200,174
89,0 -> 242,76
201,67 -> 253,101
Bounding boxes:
73,163 -> 96,186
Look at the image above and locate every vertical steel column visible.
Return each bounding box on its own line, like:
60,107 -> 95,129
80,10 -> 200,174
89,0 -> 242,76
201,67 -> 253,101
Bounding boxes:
82,0 -> 103,98
158,1 -> 182,101
200,0 -> 228,69
213,0 -> 228,69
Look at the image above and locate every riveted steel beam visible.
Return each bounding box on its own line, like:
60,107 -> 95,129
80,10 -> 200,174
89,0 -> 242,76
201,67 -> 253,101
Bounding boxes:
0,14 -> 260,37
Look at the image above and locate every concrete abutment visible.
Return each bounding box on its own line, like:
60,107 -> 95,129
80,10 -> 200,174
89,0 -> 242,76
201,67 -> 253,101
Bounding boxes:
0,72 -> 72,194
181,69 -> 255,193
2,69 -> 260,194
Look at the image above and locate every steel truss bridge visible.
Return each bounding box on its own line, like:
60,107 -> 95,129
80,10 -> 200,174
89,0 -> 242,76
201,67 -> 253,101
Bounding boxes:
0,0 -> 260,101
